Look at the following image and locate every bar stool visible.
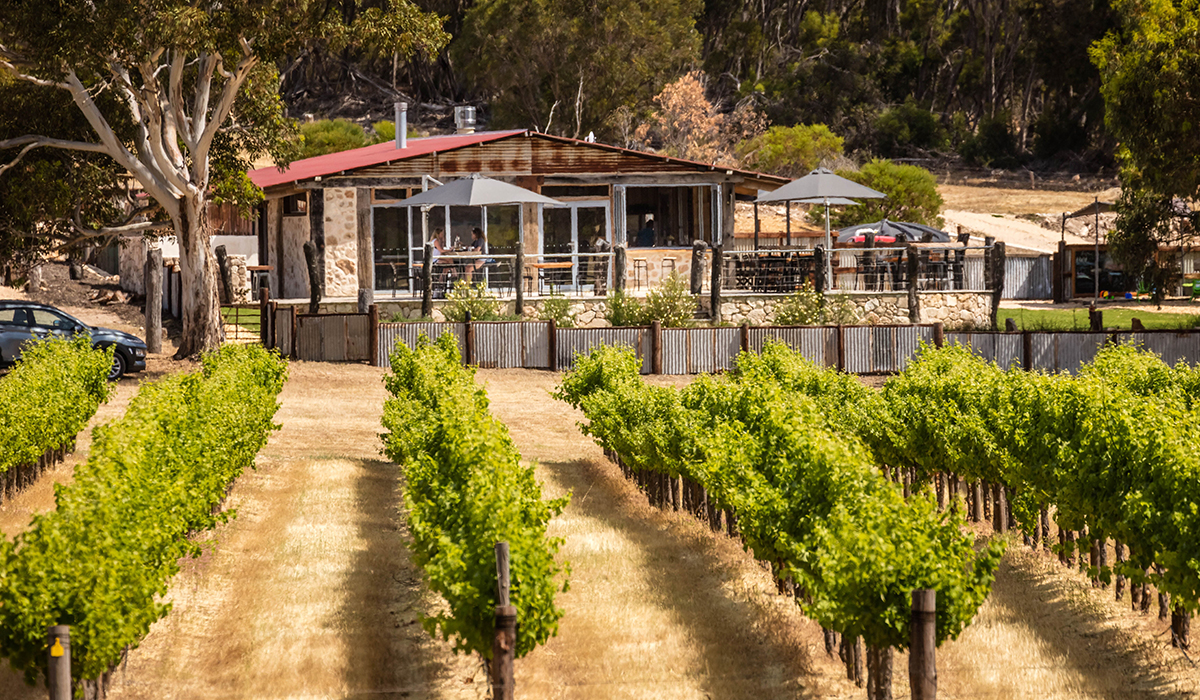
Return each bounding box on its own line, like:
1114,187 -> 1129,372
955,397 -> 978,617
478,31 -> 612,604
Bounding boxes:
632,258 -> 648,289
660,257 -> 677,280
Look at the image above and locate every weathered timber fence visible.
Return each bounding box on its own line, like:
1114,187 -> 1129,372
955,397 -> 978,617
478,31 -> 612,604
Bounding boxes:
262,307 -> 1200,375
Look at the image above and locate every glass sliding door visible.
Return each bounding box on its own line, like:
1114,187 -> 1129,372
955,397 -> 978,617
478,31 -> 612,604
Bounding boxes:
372,206 -> 411,294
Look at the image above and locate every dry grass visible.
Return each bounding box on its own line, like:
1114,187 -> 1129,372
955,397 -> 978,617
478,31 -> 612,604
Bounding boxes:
939,539 -> 1199,700
939,185 -> 1123,216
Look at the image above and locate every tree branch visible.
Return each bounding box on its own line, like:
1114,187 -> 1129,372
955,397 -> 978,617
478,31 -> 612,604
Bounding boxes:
0,136 -> 111,176
0,58 -> 70,89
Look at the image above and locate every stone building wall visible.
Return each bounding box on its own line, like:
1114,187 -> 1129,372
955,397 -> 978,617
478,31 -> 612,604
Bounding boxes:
917,291 -> 991,329
322,188 -> 360,297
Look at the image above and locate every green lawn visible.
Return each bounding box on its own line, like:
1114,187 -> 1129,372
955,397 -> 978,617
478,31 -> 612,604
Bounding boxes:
995,306 -> 1200,331
220,306 -> 261,336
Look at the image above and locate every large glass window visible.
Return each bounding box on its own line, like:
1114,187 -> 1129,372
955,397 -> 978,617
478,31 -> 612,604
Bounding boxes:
486,206 -> 520,255
373,207 -> 410,292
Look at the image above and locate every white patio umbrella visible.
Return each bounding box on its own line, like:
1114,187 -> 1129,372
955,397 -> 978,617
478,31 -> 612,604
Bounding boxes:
757,168 -> 886,288
394,172 -> 564,208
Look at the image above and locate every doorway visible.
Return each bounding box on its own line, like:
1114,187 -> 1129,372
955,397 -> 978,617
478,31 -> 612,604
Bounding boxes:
540,200 -> 610,289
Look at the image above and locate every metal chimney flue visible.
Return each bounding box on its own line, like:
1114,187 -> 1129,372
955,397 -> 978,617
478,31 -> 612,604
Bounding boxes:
395,101 -> 407,149
454,106 -> 476,134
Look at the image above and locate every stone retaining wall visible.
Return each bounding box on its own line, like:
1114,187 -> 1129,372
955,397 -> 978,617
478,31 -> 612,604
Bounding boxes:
289,290 -> 994,330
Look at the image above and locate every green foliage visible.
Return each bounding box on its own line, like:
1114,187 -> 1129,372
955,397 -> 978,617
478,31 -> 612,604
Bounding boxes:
556,341 -> 1002,653
958,114 -> 1022,168
538,295 -> 575,327
1108,180 -> 1197,304
736,124 -> 844,178
604,288 -> 647,327
826,160 -> 944,228
875,340 -> 1200,609
298,119 -> 372,158
370,120 -> 420,144
0,336 -> 112,476
773,286 -> 859,325
872,100 -> 948,157
456,0 -> 701,140
380,334 -> 569,659
643,272 -> 696,327
0,344 -> 287,687
774,286 -> 824,325
1091,0 -> 1200,200
442,280 -> 502,322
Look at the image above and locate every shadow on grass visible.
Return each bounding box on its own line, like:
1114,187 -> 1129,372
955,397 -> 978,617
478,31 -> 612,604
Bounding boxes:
535,454 -> 826,699
339,457 -> 465,698
985,542 -> 1193,700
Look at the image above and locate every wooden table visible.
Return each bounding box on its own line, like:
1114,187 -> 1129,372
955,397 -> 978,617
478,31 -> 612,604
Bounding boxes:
528,261 -> 573,294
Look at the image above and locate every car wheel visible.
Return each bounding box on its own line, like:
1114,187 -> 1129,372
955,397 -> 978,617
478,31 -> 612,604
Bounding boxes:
107,350 -> 126,381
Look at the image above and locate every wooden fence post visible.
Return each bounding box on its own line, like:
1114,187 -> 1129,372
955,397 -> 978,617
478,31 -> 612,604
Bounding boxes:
1022,330 -> 1033,371
421,242 -> 434,319
690,241 -> 706,294
991,241 -> 1006,328
515,242 -> 526,317
369,304 -> 380,367
259,285 -> 271,350
710,245 -> 724,324
47,625 -> 71,700
303,241 -> 321,314
290,306 -> 298,360
906,245 -> 920,323
464,310 -> 475,366
145,247 -> 163,354
215,244 -> 233,304
740,323 -> 750,353
814,246 -> 826,294
547,318 -> 558,371
651,320 -> 663,375
613,244 -> 627,293
492,543 -> 515,700
836,324 -> 846,372
933,322 -> 944,348
910,590 -> 937,700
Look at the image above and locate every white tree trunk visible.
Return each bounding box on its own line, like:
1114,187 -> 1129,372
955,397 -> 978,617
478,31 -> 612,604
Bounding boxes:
175,194 -> 223,356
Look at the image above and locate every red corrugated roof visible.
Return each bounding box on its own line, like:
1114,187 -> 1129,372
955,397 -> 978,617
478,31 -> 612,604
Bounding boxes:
248,130 -> 526,189
248,128 -> 789,190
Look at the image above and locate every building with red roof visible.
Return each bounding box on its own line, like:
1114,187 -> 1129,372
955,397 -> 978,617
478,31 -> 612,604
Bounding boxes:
248,129 -> 787,302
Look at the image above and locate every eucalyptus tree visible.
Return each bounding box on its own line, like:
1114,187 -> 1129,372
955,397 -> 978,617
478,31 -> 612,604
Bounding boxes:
0,0 -> 448,355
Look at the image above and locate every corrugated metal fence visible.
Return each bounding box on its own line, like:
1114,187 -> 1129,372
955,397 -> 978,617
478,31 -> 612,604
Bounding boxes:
947,330 -> 1200,373
965,256 -> 1051,300
267,308 -> 1200,375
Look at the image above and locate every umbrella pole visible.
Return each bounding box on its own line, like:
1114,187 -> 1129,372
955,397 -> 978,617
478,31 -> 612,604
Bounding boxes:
824,198 -> 833,290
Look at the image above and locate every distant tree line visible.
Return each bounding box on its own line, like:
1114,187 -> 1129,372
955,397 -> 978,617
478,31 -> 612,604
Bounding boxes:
357,0 -> 1119,169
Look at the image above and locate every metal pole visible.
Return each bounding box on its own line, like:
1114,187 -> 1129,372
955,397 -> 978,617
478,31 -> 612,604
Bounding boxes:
47,625 -> 71,700
824,198 -> 833,289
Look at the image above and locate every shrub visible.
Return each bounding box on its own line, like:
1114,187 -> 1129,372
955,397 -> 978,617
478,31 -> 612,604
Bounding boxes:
644,272 -> 696,327
604,288 -> 647,327
872,100 -> 947,157
823,159 -> 944,228
773,286 -> 860,325
443,280 -> 502,321
298,119 -> 371,158
774,285 -> 823,325
736,124 -> 844,178
958,113 -> 1021,168
538,295 -> 575,327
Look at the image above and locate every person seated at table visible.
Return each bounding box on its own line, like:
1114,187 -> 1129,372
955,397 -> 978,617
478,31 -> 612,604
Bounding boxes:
633,218 -> 656,247
428,228 -> 456,290
464,227 -> 497,281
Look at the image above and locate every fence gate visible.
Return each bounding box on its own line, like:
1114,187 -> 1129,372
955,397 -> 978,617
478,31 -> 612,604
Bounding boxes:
295,313 -> 372,362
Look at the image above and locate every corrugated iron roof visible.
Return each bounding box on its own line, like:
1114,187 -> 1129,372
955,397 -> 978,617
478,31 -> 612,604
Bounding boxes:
248,130 -> 526,188
249,129 -> 790,190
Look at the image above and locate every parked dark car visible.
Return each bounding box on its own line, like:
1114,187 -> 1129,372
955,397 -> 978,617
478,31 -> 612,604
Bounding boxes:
0,300 -> 147,380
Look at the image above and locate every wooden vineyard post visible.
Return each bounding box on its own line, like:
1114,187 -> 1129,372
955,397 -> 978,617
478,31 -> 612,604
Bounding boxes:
259,285 -> 272,350
492,542 -> 515,700
910,590 -> 937,700
547,318 -> 558,371
464,311 -> 475,366
47,625 -> 71,700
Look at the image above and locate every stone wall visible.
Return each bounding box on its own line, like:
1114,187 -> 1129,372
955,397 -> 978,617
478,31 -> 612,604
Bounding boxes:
322,188 -> 359,297
917,291 -> 991,329
291,290 -> 994,330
